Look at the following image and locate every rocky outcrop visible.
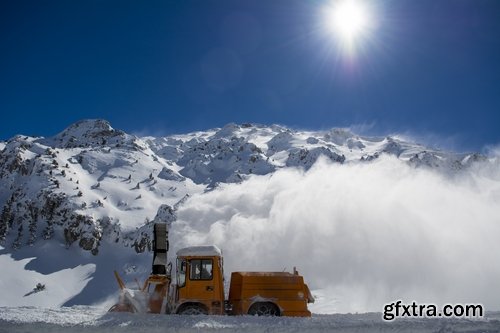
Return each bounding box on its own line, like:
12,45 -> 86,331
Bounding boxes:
286,147 -> 345,169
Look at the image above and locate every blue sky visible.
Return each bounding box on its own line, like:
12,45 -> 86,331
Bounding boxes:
1,0 -> 499,151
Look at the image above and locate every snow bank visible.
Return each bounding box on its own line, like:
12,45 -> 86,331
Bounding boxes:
0,253 -> 95,307
0,307 -> 499,333
171,156 -> 500,313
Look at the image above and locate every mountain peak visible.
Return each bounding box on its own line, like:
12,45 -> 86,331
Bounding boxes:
66,119 -> 114,132
44,119 -> 132,148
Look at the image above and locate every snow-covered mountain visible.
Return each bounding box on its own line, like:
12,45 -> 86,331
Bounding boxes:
0,119 -> 488,256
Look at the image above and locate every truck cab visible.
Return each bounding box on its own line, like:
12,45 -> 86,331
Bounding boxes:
172,245 -> 225,315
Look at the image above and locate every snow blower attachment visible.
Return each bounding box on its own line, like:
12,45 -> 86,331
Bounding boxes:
152,222 -> 168,275
110,223 -> 314,316
109,223 -> 171,313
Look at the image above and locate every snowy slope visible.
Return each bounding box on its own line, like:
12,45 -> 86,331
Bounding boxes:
1,120 -> 499,314
0,251 -> 94,307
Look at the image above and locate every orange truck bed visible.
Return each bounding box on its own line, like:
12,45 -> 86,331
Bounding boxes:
228,271 -> 314,317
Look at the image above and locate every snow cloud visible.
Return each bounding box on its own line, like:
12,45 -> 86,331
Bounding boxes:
485,144 -> 500,158
170,156 -> 500,313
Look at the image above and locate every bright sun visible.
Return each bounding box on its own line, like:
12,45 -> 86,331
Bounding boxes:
324,0 -> 373,52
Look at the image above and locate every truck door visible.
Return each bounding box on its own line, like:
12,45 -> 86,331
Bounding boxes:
188,258 -> 215,300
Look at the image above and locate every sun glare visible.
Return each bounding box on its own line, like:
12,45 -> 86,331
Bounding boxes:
324,0 -> 373,53
334,1 -> 368,38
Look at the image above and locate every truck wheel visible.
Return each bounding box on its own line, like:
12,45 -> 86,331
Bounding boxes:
248,302 -> 280,316
178,304 -> 208,315
108,303 -> 135,313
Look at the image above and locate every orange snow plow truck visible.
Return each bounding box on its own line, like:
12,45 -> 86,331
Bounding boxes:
110,223 -> 314,316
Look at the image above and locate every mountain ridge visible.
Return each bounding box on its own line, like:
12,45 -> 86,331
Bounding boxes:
0,119 -> 491,255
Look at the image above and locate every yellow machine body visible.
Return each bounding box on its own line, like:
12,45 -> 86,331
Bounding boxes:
228,271 -> 313,317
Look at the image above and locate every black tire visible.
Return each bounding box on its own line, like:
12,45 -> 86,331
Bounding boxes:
248,302 -> 280,316
177,304 -> 208,315
108,303 -> 135,313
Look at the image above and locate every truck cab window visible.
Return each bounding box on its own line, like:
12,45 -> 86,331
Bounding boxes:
177,259 -> 186,287
189,259 -> 213,280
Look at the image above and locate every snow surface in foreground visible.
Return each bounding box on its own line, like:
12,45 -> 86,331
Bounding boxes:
0,306 -> 499,333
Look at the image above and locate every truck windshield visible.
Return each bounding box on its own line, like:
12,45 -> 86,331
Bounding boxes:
189,259 -> 213,280
177,258 -> 186,287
